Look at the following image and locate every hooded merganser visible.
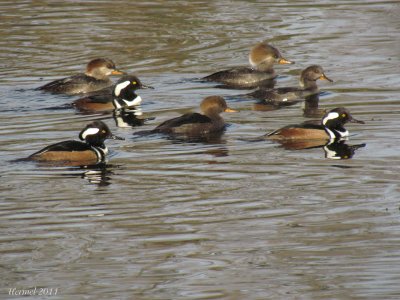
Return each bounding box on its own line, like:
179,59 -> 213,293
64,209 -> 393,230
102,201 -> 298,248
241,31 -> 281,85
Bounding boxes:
37,58 -> 124,95
72,75 -> 153,113
267,107 -> 364,142
203,42 -> 293,88
136,96 -> 237,139
27,121 -> 124,165
248,65 -> 333,106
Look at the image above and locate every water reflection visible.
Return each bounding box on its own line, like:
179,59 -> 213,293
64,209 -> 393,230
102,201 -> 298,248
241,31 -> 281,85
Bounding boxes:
274,138 -> 366,159
113,107 -> 154,128
302,94 -> 327,118
1,0 -> 399,299
80,163 -> 115,185
323,141 -> 366,160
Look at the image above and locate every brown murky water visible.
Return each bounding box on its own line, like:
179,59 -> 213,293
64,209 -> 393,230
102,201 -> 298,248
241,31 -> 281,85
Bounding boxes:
1,1 -> 400,299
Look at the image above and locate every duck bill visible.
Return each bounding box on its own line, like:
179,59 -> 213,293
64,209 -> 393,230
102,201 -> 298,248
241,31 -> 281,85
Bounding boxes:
224,107 -> 238,113
111,69 -> 126,75
319,73 -> 333,82
349,116 -> 365,124
140,83 -> 154,90
278,57 -> 294,65
108,134 -> 125,140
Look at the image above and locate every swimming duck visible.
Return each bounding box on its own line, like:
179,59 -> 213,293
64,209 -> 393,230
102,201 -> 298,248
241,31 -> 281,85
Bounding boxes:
37,58 -> 124,95
247,65 -> 333,106
72,75 -> 153,113
267,107 -> 364,142
136,96 -> 236,139
203,42 -> 293,88
27,121 -> 124,165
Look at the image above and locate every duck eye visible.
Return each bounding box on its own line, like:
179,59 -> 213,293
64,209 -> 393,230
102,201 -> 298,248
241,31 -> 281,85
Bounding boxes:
341,114 -> 347,118
132,81 -> 137,85
101,130 -> 106,133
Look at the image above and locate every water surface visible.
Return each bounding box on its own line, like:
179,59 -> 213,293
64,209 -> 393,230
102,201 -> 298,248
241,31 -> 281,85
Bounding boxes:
1,1 -> 400,299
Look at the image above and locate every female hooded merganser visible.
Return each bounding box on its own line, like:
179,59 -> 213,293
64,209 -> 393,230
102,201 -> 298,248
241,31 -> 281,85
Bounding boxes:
37,58 -> 124,95
136,96 -> 236,139
27,121 -> 124,165
248,65 -> 333,106
267,107 -> 364,142
72,75 -> 153,113
203,42 -> 293,88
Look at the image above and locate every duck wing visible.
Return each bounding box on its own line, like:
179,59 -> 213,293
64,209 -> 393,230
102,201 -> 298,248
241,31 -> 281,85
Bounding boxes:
203,67 -> 276,88
154,113 -> 211,132
29,140 -> 91,157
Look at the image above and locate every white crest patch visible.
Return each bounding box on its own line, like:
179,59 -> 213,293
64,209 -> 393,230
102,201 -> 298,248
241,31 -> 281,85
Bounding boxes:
322,112 -> 339,125
123,95 -> 142,107
114,81 -> 131,97
81,127 -> 100,139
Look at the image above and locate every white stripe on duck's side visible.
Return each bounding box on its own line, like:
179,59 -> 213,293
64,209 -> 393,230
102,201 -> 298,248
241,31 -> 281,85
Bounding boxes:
325,127 -> 349,139
91,145 -> 108,162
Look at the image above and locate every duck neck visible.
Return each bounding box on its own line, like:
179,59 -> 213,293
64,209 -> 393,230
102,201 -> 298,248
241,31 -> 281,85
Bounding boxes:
255,61 -> 275,73
89,143 -> 108,162
204,109 -> 223,121
304,94 -> 320,109
86,70 -> 109,81
300,78 -> 319,91
323,123 -> 349,140
113,90 -> 142,109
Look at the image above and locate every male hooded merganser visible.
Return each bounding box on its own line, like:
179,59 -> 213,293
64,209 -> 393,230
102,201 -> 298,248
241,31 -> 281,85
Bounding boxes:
37,58 -> 124,95
27,121 -> 124,165
136,96 -> 236,139
248,65 -> 333,106
72,75 -> 153,113
203,42 -> 293,88
267,107 -> 364,142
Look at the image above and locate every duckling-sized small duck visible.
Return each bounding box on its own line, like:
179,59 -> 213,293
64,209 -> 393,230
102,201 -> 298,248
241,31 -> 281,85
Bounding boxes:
267,107 -> 364,143
27,121 -> 124,165
203,42 -> 293,89
136,96 -> 236,139
248,65 -> 333,106
72,75 -> 153,113
37,58 -> 124,95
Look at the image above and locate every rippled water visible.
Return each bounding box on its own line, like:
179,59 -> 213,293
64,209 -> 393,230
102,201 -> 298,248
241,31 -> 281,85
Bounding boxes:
1,1 -> 400,299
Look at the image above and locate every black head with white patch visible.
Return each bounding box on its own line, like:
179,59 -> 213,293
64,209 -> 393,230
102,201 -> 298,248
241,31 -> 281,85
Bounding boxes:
322,107 -> 364,140
112,75 -> 153,109
79,121 -> 124,147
